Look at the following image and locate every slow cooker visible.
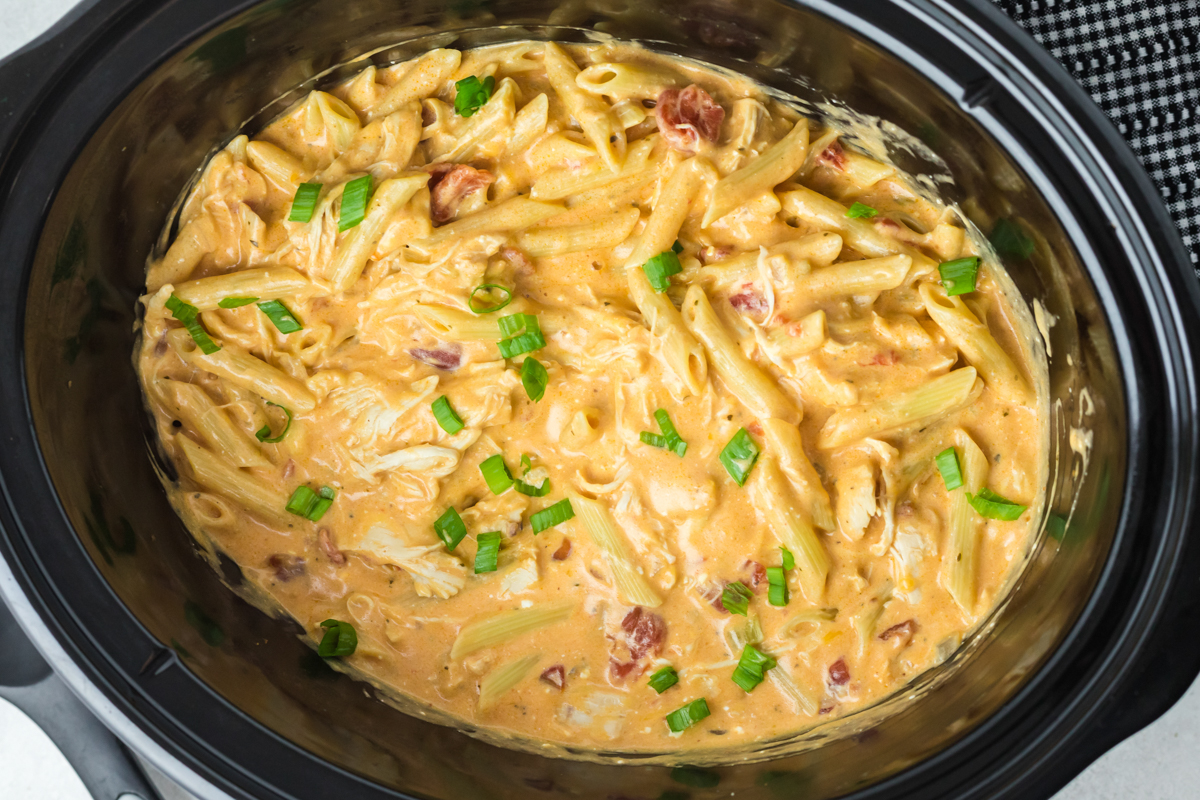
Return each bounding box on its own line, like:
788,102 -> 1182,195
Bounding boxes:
1,0 -> 1198,798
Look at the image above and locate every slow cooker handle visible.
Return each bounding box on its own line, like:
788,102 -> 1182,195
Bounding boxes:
0,598 -> 162,800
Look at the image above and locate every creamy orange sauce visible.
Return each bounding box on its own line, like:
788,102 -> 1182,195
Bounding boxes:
135,41 -> 1046,756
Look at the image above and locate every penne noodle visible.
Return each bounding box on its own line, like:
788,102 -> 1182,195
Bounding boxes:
478,654 -> 541,711
542,42 -> 626,172
569,493 -> 663,608
817,367 -> 982,449
946,429 -> 989,613
794,254 -> 911,301
531,137 -> 654,201
761,418 -> 834,531
173,267 -> 319,310
163,381 -> 270,469
326,173 -> 429,292
919,283 -> 1030,405
177,436 -> 289,524
147,214 -> 217,293
167,329 -> 317,411
517,206 -> 640,258
406,197 -> 564,258
681,284 -> 800,423
750,457 -> 829,601
703,118 -> 809,227
450,602 -> 575,659
575,62 -> 680,101
369,48 -> 461,121
245,141 -> 305,194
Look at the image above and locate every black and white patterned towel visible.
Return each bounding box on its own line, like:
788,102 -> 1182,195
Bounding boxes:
993,0 -> 1200,271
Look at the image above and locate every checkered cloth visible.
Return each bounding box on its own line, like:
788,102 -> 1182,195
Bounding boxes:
993,0 -> 1200,271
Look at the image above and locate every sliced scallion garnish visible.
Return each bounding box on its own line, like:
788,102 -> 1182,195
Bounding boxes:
469,284 -> 513,314
496,313 -> 547,359
514,472 -> 551,497
766,566 -> 788,607
474,531 -> 502,574
648,665 -> 679,694
286,485 -> 335,521
967,488 -> 1027,521
317,619 -> 357,658
666,698 -> 710,732
288,182 -> 322,223
521,357 -> 548,402
218,296 -> 258,309
165,294 -> 221,355
530,498 -> 574,534
431,395 -> 465,435
719,428 -> 760,486
639,408 -> 687,457
671,240 -> 684,254
936,447 -> 963,491
721,581 -> 753,616
257,299 -> 303,333
845,202 -> 877,219
780,546 -> 795,571
338,175 -> 372,232
434,507 -> 468,550
938,256 -> 980,296
308,486 -> 335,522
730,645 -> 776,692
255,401 -> 292,443
454,75 -> 496,118
479,454 -> 514,495
641,250 -> 683,292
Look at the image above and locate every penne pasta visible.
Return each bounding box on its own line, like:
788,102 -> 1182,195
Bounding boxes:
450,603 -> 575,659
681,285 -> 800,422
478,654 -> 541,711
794,254 -> 911,301
517,206 -> 640,258
946,429 -> 989,613
817,367 -> 982,449
369,48 -> 461,121
750,457 -> 829,601
542,42 -> 625,172
173,267 -> 319,310
177,436 -> 289,523
162,381 -> 271,469
575,62 -> 680,101
569,493 -> 662,608
761,418 -> 834,531
406,197 -> 564,258
167,329 -> 317,411
326,173 -> 429,291
530,137 -> 654,201
703,118 -> 809,227
245,141 -> 305,194
919,283 -> 1030,405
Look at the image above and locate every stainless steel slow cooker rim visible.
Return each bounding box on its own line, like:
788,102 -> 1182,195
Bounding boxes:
0,0 -> 1195,796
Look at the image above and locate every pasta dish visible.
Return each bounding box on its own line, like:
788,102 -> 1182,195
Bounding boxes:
136,40 -> 1046,754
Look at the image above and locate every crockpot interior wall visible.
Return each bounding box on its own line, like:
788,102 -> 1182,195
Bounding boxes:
21,0 -> 1124,797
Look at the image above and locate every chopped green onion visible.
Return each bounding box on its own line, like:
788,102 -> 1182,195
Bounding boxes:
474,531 -> 502,574
780,546 -> 795,571
967,488 -> 1027,521
641,250 -> 683,292
255,402 -> 292,443
520,454 -> 533,473
288,182 -> 322,223
731,645 -> 777,692
165,294 -> 220,354
671,240 -> 684,254
286,485 -> 335,521
648,665 -> 679,694
218,296 -> 258,309
434,507 -> 468,550
721,581 -> 753,616
766,566 -> 788,607
990,218 -> 1035,260
317,619 -> 357,658
454,75 -> 496,117
515,474 -> 551,497
338,175 -> 372,232
666,698 -> 710,732
939,256 -> 980,296
479,454 -> 514,494
845,202 -> 877,219
469,284 -> 513,314
257,299 -> 303,333
719,428 -> 760,486
936,447 -> 963,491
521,357 -> 548,402
308,486 -> 335,522
431,395 -> 465,435
640,432 -> 670,448
531,498 -> 574,534
497,313 -> 546,358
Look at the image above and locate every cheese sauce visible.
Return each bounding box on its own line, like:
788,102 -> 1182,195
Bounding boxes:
135,41 -> 1046,756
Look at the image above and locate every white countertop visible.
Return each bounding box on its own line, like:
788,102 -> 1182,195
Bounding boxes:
1,3 -> 1197,798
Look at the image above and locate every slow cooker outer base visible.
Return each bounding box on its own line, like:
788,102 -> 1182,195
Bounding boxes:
0,0 -> 1197,798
